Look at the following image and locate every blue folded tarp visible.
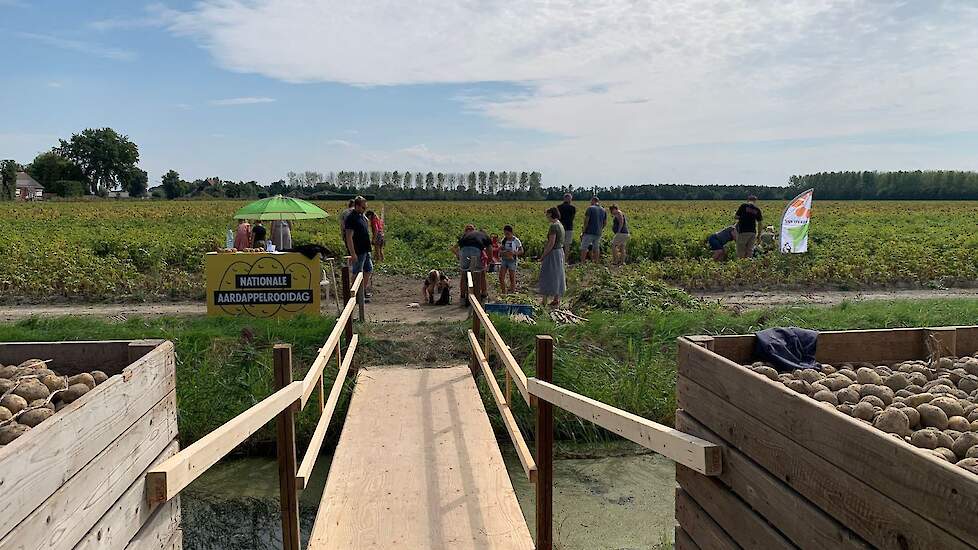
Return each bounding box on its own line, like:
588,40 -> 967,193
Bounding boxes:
754,327 -> 819,373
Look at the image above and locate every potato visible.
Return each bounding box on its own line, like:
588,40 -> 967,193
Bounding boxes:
957,458 -> 978,475
904,406 -> 921,428
13,379 -> 49,402
931,396 -> 965,418
936,431 -> 956,449
752,366 -> 779,381
822,365 -> 837,374
0,423 -> 28,444
856,367 -> 882,385
884,373 -> 910,392
0,406 -> 10,422
0,379 -> 14,394
948,416 -> 971,432
0,365 -> 17,379
860,395 -> 885,409
952,432 -> 978,459
813,389 -> 839,406
91,370 -> 108,385
785,379 -> 813,395
853,401 -> 877,421
28,399 -> 53,410
908,372 -> 928,387
937,357 -> 954,370
60,383 -> 90,404
935,447 -> 957,462
905,382 -> 925,393
836,388 -> 861,404
19,407 -> 53,428
17,359 -> 46,370
40,374 -> 66,393
959,375 -> 978,394
972,420 -> 978,432
929,449 -> 953,462
918,403 -> 949,430
838,368 -> 857,380
874,408 -> 910,436
68,373 -> 96,390
796,369 -> 823,384
836,404 -> 854,415
967,446 -> 978,459
911,429 -> 940,449
821,377 -> 852,392
905,393 -> 935,407
0,394 -> 27,415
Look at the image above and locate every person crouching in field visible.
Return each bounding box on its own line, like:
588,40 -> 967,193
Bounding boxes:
539,208 -> 567,308
735,195 -> 763,259
499,225 -> 524,294
366,210 -> 385,262
708,225 -> 737,261
423,269 -> 451,305
609,204 -> 630,265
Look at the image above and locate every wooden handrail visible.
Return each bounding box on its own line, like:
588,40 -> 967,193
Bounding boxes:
300,286 -> 360,407
349,271 -> 364,296
146,380 -> 304,504
296,335 -> 359,489
468,330 -> 537,482
469,297 -> 530,406
527,378 -> 723,476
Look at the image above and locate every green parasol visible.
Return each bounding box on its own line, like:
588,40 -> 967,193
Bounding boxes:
233,195 -> 327,220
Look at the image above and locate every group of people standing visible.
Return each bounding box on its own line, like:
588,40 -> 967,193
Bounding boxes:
339,196 -> 385,302
233,218 -> 293,251
554,194 -> 632,265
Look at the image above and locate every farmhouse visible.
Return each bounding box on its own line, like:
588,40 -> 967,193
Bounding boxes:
15,172 -> 43,201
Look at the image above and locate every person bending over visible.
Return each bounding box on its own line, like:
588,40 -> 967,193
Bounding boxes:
423,270 -> 451,305
708,225 -> 737,261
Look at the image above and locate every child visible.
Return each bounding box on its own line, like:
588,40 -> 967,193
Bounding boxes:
423,270 -> 451,305
498,225 -> 523,294
488,234 -> 501,272
366,210 -> 385,262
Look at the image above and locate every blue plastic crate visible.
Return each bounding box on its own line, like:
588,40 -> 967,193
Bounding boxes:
483,303 -> 535,317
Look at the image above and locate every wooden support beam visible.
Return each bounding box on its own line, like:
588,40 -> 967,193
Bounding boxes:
296,335 -> 359,489
341,266 -> 353,346
675,489 -> 739,550
468,331 -> 536,481
146,380 -> 303,504
274,344 -> 301,550
534,335 -> 554,550
528,378 -> 722,476
470,297 -> 530,405
300,295 -> 357,407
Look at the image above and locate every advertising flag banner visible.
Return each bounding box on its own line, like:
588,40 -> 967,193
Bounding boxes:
780,189 -> 814,254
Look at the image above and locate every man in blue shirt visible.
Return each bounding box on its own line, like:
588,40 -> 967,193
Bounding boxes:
580,196 -> 607,262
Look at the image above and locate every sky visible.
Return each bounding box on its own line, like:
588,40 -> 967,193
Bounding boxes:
2,0 -> 977,188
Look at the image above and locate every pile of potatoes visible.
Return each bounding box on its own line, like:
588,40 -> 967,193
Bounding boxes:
0,359 -> 110,446
747,355 -> 978,476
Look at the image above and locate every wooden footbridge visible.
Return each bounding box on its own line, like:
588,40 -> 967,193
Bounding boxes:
146,269 -> 722,549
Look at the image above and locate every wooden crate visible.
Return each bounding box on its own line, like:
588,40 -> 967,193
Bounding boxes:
0,339 -> 181,550
676,327 -> 978,550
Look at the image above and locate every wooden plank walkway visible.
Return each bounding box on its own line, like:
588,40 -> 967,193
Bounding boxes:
308,366 -> 533,550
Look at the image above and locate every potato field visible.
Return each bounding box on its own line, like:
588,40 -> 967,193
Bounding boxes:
5,199 -> 978,300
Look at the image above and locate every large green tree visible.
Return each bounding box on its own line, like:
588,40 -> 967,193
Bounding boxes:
27,151 -> 85,196
56,128 -> 139,195
0,160 -> 17,200
161,169 -> 186,199
122,167 -> 149,197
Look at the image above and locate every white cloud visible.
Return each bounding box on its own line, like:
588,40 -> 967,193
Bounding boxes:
208,97 -> 276,106
165,1 -> 978,185
18,32 -> 136,61
46,81 -> 63,88
88,16 -> 162,32
325,139 -> 354,147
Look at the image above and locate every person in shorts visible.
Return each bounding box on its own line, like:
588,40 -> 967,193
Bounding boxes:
423,269 -> 451,305
609,204 -> 630,265
580,196 -> 607,262
498,225 -> 524,294
366,210 -> 385,262
452,224 -> 491,304
708,225 -> 737,261
344,196 -> 373,301
735,195 -> 763,259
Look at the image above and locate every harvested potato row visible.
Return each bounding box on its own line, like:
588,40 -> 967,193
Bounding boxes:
0,359 -> 112,446
747,354 -> 978,477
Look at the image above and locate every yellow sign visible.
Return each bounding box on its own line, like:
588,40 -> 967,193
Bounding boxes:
205,252 -> 320,318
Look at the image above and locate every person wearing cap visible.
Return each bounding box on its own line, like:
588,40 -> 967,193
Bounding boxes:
452,224 -> 491,305
580,196 -> 607,262
734,195 -> 763,259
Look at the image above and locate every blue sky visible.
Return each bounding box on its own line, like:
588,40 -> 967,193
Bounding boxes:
2,1 -> 977,188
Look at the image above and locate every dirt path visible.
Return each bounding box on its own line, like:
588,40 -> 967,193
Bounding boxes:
3,278 -> 976,323
695,287 -> 978,308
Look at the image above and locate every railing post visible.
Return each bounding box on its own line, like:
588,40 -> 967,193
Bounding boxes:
477,270 -> 487,303
534,335 -> 554,550
470,291 -> 482,379
273,344 -> 301,550
356,277 -> 366,323
341,264 -> 354,344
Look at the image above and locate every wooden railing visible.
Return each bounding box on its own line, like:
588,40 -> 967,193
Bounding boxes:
465,273 -> 722,550
146,264 -> 366,550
